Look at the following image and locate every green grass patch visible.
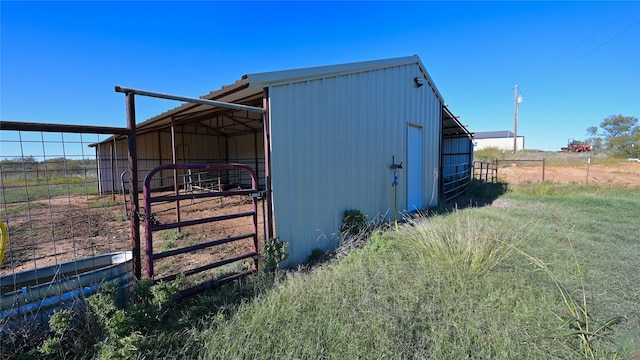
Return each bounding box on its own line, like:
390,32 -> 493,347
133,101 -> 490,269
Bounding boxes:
88,198 -> 121,209
0,201 -> 48,216
0,176 -> 99,203
195,183 -> 639,359
5,183 -> 639,359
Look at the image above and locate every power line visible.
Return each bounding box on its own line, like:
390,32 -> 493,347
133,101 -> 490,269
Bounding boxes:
533,18 -> 640,88
527,3 -> 639,90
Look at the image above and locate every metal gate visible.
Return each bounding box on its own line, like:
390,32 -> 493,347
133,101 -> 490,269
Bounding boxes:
142,163 -> 261,298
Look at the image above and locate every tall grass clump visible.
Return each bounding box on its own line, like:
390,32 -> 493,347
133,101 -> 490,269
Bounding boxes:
402,210 -> 524,276
513,241 -> 624,359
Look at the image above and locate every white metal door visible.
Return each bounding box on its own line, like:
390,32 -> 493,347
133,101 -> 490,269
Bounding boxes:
407,124 -> 423,211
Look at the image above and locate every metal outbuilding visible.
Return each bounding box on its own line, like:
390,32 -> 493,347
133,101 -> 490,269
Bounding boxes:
473,130 -> 525,151
96,55 -> 473,266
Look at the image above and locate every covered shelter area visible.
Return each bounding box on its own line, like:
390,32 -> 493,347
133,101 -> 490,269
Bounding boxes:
97,79 -> 268,196
441,105 -> 474,201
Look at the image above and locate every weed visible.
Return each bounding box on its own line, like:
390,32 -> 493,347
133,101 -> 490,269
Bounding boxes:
263,237 -> 288,272
161,239 -> 177,251
37,309 -> 73,358
160,230 -> 190,251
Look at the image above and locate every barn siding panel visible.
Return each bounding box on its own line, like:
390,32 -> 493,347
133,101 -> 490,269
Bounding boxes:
268,62 -> 442,265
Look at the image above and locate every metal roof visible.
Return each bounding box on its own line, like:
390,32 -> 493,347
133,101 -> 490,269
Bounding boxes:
474,131 -> 515,139
442,105 -> 472,138
246,55 -> 443,101
104,55 -> 466,143
127,78 -> 264,138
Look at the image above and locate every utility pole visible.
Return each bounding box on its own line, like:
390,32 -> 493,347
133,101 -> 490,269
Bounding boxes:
513,85 -> 523,153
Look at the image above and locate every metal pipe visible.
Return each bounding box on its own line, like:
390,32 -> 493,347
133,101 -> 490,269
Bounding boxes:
170,117 -> 182,231
126,92 -> 142,281
254,131 -> 259,189
0,120 -> 129,135
114,86 -> 266,113
250,162 -> 259,272
110,142 -> 115,201
262,88 -> 274,240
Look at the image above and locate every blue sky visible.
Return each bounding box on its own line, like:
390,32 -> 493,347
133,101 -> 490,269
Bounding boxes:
1,1 -> 639,153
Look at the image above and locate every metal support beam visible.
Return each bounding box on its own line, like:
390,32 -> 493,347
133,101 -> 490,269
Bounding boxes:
126,92 -> 142,281
0,120 -> 129,135
171,117 -> 181,232
115,86 -> 266,113
262,88 -> 274,240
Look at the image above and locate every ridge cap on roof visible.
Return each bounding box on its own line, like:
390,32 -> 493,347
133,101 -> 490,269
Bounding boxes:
246,55 -> 443,102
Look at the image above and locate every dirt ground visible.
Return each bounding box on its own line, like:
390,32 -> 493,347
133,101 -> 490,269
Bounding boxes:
497,161 -> 640,187
1,191 -> 265,284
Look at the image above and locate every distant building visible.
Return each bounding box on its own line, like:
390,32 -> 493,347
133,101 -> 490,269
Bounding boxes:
473,131 -> 524,151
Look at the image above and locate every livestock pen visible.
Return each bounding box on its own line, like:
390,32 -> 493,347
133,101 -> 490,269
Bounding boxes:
0,118 -> 268,336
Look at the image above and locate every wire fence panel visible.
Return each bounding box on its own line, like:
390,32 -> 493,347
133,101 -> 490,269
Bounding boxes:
0,127 -> 133,329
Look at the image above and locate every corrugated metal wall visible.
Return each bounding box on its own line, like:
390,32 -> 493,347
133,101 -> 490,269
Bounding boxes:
268,63 -> 442,265
442,136 -> 473,201
96,125 -> 267,194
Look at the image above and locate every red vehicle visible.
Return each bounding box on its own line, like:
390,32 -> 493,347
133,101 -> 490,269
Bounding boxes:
561,138 -> 593,152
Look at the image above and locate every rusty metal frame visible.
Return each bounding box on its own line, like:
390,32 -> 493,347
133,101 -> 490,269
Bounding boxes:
115,86 -> 266,114
143,163 -> 260,298
0,121 -> 129,135
114,85 -> 276,280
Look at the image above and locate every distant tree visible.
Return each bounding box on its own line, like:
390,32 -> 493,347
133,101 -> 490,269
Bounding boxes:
10,156 -> 38,164
587,115 -> 639,157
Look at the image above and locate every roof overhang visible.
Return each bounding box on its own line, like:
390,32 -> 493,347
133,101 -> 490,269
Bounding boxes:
101,79 -> 265,144
442,105 -> 472,139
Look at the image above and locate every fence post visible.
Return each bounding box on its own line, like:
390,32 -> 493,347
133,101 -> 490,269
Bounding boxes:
126,92 -> 142,281
542,158 -> 545,182
493,159 -> 498,183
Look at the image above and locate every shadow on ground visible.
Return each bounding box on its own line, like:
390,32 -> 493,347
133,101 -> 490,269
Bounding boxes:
433,179 -> 509,215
